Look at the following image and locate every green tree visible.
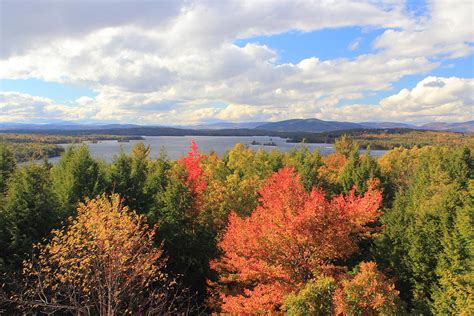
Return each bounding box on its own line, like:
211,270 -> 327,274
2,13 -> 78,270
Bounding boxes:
51,145 -> 104,214
1,164 -> 60,270
284,276 -> 336,316
0,143 -> 16,194
150,163 -> 216,304
374,147 -> 473,314
285,146 -> 323,191
334,134 -> 359,158
431,181 -> 473,315
340,148 -> 382,194
107,143 -> 153,212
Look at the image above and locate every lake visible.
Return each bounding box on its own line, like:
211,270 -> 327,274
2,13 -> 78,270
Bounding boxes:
45,136 -> 387,163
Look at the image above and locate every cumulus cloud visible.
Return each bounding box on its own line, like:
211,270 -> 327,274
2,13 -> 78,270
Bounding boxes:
0,92 -> 97,122
326,77 -> 474,123
374,0 -> 474,59
3,76 -> 470,124
0,0 -> 472,124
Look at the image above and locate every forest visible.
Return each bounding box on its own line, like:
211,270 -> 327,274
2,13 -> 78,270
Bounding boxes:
0,134 -> 143,162
0,136 -> 472,315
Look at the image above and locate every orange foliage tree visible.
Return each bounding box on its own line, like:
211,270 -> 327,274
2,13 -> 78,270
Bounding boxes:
16,194 -> 192,315
334,261 -> 400,315
211,167 -> 382,313
178,140 -> 207,199
319,153 -> 347,187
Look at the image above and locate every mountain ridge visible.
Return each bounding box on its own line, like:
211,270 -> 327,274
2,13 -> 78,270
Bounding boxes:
1,119 -> 472,133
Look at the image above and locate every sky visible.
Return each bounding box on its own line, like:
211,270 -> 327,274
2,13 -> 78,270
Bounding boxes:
0,0 -> 473,125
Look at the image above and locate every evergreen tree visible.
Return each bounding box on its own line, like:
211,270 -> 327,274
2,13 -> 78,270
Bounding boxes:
150,163 -> 216,305
285,146 -> 324,191
1,164 -> 60,270
334,134 -> 359,158
107,143 -> 153,212
0,143 -> 16,194
374,147 -> 473,314
51,145 -> 104,214
431,181 -> 473,315
340,148 -> 382,194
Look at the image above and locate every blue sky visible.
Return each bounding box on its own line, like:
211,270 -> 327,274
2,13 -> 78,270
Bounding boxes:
0,0 -> 472,124
0,79 -> 97,103
234,27 -> 387,63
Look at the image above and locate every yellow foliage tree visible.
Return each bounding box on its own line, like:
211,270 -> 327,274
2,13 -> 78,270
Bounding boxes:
16,194 -> 192,315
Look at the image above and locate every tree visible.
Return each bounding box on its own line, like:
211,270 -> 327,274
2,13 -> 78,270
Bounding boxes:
149,144 -> 216,305
334,135 -> 359,158
211,167 -> 382,313
224,144 -> 277,180
285,146 -> 324,191
178,140 -> 206,203
318,152 -> 347,195
334,262 -> 400,316
51,145 -> 105,214
431,180 -> 473,315
108,151 -> 133,197
284,276 -> 336,316
15,194 -> 192,315
374,147 -> 473,313
0,143 -> 16,194
1,164 -> 60,270
107,143 -> 152,212
340,148 -> 382,194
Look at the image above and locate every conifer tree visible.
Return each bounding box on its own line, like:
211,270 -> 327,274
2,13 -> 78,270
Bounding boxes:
1,164 -> 60,270
51,145 -> 104,214
0,143 -> 16,194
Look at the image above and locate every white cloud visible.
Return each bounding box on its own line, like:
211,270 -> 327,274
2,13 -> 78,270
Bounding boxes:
374,0 -> 474,59
0,92 -> 97,122
348,37 -> 361,51
3,76 -> 470,124
325,77 -> 474,123
0,0 -> 472,124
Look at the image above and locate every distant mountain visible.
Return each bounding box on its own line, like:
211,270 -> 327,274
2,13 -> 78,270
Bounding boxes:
1,119 -> 472,134
187,122 -> 266,130
360,122 -> 417,129
255,119 -> 365,133
420,121 -> 474,133
255,119 -> 474,133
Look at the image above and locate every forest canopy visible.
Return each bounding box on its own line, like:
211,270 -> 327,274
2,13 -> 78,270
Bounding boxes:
0,139 -> 472,315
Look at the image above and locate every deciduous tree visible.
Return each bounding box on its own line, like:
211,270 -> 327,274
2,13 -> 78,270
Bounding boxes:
212,167 -> 382,313
16,194 -> 192,315
334,261 -> 400,316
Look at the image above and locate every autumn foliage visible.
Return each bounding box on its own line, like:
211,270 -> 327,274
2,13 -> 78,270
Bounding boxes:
178,140 -> 207,198
2,140 -> 469,314
17,194 -> 188,315
211,167 -> 382,313
334,261 -> 400,315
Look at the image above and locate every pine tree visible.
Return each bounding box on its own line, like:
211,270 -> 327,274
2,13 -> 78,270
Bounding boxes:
51,145 -> 104,214
375,147 -> 473,314
0,143 -> 16,194
1,164 -> 60,270
285,146 -> 324,191
340,148 -> 382,194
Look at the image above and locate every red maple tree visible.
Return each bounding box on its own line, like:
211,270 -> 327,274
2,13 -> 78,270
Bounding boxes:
178,140 -> 207,198
211,167 -> 382,313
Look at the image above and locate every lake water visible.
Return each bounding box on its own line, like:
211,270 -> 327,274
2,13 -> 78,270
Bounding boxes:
45,136 -> 387,164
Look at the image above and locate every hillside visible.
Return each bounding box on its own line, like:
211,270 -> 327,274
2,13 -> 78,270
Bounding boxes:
420,121 -> 474,133
255,118 -> 364,132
